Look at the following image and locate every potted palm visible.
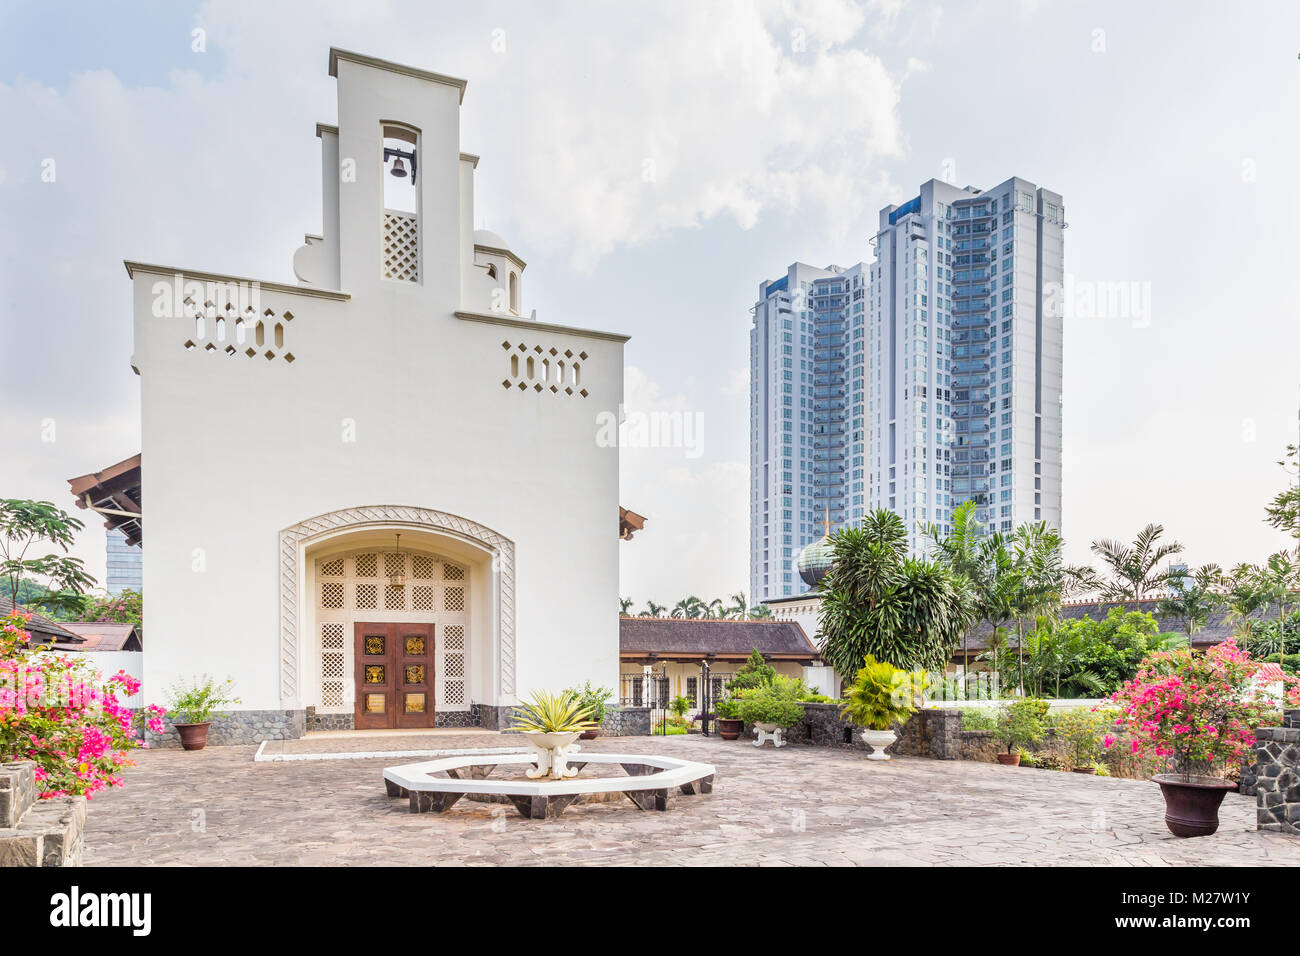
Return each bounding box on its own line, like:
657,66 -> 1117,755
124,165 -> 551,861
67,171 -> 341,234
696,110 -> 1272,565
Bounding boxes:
992,699 -> 1046,766
838,656 -> 921,760
1107,638 -> 1270,837
164,676 -> 240,751
510,689 -> 598,780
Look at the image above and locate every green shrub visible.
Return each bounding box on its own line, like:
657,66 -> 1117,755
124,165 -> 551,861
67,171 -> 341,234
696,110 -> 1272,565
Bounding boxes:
564,681 -> 614,724
736,689 -> 805,728
727,649 -> 776,692
1055,708 -> 1109,769
714,697 -> 742,720
993,699 -> 1046,755
165,675 -> 241,725
1026,750 -> 1069,771
959,708 -> 997,732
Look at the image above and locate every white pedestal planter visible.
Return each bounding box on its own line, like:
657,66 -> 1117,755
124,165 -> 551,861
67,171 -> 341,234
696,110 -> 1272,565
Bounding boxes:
521,731 -> 583,779
860,728 -> 897,760
753,722 -> 786,748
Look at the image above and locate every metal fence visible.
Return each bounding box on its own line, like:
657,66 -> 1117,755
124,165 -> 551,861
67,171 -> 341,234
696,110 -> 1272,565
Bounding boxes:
620,668 -> 738,737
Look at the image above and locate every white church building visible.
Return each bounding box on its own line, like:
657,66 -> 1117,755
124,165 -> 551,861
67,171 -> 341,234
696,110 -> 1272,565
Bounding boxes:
96,49 -> 631,740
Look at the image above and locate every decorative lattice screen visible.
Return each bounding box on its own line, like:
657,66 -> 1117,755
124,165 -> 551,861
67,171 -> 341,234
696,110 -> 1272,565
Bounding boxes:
383,211 -> 419,282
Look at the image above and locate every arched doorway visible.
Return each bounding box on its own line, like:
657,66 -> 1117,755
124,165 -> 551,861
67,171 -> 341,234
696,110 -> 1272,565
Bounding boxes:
278,506 -> 516,729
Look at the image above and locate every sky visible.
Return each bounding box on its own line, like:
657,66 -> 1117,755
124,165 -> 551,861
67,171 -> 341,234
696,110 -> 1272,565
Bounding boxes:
1,0 -> 1298,610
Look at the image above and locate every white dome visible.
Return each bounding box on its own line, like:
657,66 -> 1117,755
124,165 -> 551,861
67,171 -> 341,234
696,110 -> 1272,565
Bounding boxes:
473,229 -> 510,250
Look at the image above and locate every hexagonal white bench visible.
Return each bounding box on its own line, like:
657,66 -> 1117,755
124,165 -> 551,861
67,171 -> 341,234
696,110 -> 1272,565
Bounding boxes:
383,751 -> 716,819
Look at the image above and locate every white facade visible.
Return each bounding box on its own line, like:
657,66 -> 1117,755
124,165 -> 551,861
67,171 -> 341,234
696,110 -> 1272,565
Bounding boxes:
126,49 -> 626,731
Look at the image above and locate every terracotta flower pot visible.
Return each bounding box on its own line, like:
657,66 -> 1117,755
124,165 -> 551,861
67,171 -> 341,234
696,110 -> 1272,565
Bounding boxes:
1152,773 -> 1236,837
174,721 -> 212,751
717,718 -> 743,740
1072,766 -> 1097,775
579,728 -> 600,740
995,752 -> 1021,766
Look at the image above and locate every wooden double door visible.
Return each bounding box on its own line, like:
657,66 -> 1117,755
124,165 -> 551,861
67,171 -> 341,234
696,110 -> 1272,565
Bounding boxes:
354,622 -> 436,729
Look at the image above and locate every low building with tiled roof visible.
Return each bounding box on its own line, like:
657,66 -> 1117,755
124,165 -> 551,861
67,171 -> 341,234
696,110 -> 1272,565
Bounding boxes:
54,621 -> 142,652
617,616 -> 837,707
0,598 -> 85,647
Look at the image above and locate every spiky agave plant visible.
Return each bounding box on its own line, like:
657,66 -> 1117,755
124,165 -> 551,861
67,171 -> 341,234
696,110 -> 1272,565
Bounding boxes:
509,689 -> 598,734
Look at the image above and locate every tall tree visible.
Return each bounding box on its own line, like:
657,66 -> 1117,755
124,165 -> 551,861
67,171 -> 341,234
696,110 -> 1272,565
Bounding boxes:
0,499 -> 96,615
817,509 -> 975,676
641,600 -> 666,618
1265,444 -> 1300,557
619,597 -> 634,616
1089,523 -> 1184,601
1007,522 -> 1067,695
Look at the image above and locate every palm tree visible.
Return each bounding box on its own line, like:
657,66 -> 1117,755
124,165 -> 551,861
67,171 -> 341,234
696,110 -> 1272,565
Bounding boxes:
747,604 -> 772,620
1157,563 -> 1223,637
1010,522 -> 1066,695
818,509 -> 975,676
671,596 -> 707,619
619,597 -> 634,616
924,500 -> 987,676
641,600 -> 666,618
974,532 -> 1022,690
1089,523 -> 1184,601
727,591 -> 750,620
1223,564 -> 1271,653
705,597 -> 725,619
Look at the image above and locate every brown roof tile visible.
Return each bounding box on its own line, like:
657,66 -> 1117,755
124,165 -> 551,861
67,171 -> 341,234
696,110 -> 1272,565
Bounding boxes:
620,617 -> 817,660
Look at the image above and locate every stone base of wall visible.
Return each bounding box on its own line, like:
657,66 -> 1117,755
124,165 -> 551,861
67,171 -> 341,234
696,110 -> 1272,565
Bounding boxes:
960,729 -> 1000,762
0,762 -> 84,866
602,705 -> 650,737
1255,714 -> 1300,835
476,703 -> 515,732
146,710 -> 306,748
305,708 -> 355,732
196,701 -> 654,740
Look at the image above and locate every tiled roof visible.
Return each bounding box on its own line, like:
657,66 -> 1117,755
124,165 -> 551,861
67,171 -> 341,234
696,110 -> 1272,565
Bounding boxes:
620,617 -> 818,660
0,598 -> 85,644
55,622 -> 141,651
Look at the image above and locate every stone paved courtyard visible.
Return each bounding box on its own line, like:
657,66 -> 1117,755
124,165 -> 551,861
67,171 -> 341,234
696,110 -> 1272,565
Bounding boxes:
82,732 -> 1300,866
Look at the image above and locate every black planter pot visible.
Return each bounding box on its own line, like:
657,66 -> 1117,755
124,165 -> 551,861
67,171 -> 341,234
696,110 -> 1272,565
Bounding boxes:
1152,773 -> 1236,837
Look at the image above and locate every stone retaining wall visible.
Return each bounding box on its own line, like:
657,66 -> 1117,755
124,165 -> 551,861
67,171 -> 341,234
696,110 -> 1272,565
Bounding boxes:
751,704 -> 964,759
1254,709 -> 1300,835
0,762 -> 84,866
479,703 -> 649,737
